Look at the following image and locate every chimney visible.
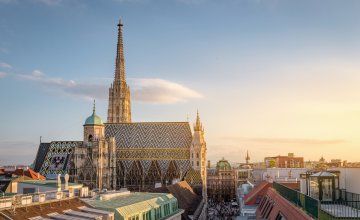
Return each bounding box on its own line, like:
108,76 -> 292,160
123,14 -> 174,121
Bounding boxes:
207,160 -> 211,168
57,174 -> 61,191
64,174 -> 69,190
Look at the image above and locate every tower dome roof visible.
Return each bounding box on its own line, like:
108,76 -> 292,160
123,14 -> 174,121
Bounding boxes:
216,158 -> 232,171
84,101 -> 103,126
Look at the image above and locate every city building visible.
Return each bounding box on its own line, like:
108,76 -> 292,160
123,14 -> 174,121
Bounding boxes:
32,19 -> 207,193
145,181 -> 205,219
0,188 -> 114,220
264,153 -> 304,168
0,166 -> 45,194
252,167 -> 307,185
207,158 -> 236,202
83,190 -> 183,220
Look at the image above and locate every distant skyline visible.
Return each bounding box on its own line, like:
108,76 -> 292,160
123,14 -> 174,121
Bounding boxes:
1,0 -> 360,165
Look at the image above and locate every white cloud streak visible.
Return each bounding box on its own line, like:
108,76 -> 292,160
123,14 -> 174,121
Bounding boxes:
16,70 -> 202,103
17,70 -> 106,100
131,78 -> 202,103
0,62 -> 12,69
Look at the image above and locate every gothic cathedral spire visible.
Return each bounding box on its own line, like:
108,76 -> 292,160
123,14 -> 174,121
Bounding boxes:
107,18 -> 132,123
190,110 -> 207,201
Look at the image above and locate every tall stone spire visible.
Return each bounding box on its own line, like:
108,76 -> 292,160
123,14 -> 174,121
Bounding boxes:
114,18 -> 125,84
107,18 -> 132,123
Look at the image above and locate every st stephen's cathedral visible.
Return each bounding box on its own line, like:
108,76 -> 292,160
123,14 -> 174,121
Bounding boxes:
32,19 -> 207,195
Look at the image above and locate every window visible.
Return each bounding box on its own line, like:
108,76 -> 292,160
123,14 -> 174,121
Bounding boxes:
172,202 -> 177,212
275,212 -> 287,220
163,203 -> 170,216
197,161 -> 199,166
196,153 -> 199,158
264,203 -> 274,219
155,207 -> 161,220
129,215 -> 139,220
255,195 -> 262,204
145,211 -> 151,220
259,196 -> 267,210
261,200 -> 270,217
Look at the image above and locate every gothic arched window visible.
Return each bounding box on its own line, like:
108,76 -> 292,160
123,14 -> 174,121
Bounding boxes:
88,135 -> 93,142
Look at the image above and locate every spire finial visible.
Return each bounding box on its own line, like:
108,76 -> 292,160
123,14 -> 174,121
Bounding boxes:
118,17 -> 123,27
93,100 -> 96,114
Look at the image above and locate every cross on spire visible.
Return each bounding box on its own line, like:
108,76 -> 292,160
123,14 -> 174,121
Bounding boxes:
93,100 -> 96,114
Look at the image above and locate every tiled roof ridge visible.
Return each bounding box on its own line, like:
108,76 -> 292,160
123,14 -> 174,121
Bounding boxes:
266,188 -> 313,219
244,181 -> 271,204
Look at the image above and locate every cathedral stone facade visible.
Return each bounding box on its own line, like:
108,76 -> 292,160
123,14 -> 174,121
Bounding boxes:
33,19 -> 207,192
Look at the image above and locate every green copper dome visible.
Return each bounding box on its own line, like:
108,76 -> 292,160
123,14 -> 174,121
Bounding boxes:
84,101 -> 103,126
216,158 -> 232,171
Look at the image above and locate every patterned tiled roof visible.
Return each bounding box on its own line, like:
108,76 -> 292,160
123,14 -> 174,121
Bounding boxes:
105,122 -> 192,149
184,168 -> 203,185
39,141 -> 82,176
33,143 -> 51,172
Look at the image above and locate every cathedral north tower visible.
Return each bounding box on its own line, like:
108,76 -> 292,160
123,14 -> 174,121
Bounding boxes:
107,18 -> 132,123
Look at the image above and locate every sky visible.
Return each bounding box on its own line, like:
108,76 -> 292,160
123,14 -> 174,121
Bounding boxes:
1,0 -> 360,165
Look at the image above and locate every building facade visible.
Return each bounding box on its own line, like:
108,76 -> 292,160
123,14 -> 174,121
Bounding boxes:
264,153 -> 304,168
207,158 -> 236,202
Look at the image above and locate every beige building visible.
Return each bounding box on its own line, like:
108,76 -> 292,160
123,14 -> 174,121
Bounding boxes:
207,158 -> 236,202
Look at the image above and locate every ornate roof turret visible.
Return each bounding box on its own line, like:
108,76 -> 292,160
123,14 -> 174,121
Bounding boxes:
245,150 -> 250,164
85,100 -> 104,126
194,110 -> 203,132
216,158 -> 232,171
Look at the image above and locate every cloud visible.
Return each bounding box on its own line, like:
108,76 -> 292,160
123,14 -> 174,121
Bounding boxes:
0,71 -> 7,78
17,70 -> 107,100
131,78 -> 202,103
221,137 -> 347,145
16,71 -> 202,103
0,62 -> 12,69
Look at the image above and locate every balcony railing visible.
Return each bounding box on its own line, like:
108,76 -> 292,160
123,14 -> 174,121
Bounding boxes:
273,182 -> 319,219
273,182 -> 360,220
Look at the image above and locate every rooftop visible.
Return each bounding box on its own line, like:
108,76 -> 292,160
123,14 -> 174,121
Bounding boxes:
83,192 -> 178,215
19,180 -> 82,188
